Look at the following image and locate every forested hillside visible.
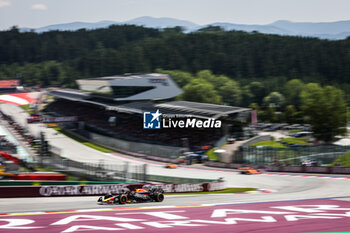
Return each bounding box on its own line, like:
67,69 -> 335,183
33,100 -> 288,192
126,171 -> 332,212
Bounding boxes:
2,25 -> 349,141
1,25 -> 350,88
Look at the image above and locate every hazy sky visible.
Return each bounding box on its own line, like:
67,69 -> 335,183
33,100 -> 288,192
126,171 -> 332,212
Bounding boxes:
1,0 -> 350,30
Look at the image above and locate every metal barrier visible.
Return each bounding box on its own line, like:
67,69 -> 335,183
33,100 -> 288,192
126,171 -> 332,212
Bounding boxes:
0,180 -> 137,186
0,181 -> 226,198
233,145 -> 350,165
88,131 -> 186,159
36,156 -> 147,183
205,161 -> 350,174
147,174 -> 215,183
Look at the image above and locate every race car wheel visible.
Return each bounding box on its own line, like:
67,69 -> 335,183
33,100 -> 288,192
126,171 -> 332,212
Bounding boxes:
119,195 -> 127,204
155,193 -> 164,202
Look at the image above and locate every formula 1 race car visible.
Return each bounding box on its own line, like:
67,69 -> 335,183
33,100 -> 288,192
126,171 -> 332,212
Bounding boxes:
97,188 -> 165,205
164,163 -> 178,169
238,167 -> 261,175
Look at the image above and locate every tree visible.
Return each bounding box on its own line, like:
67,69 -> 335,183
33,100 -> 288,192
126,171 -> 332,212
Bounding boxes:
162,26 -> 184,35
248,81 -> 266,105
283,79 -> 304,106
196,70 -> 216,83
195,70 -> 241,106
156,69 -> 193,87
241,85 -> 254,107
197,26 -> 224,33
263,91 -> 285,108
260,106 -> 277,123
219,80 -> 241,106
181,78 -> 222,104
301,84 -> 347,142
249,103 -> 260,110
284,105 -> 297,123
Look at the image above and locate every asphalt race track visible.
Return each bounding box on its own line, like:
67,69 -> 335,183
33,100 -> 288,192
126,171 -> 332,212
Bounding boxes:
1,174 -> 350,213
1,103 -> 350,232
1,198 -> 350,233
1,194 -> 350,232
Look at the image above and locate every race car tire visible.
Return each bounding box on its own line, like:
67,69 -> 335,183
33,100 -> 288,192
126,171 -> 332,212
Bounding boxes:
119,195 -> 127,204
97,197 -> 102,204
154,193 -> 164,202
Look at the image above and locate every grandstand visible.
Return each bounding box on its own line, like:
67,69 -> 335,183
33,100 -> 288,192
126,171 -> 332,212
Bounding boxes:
48,73 -> 250,157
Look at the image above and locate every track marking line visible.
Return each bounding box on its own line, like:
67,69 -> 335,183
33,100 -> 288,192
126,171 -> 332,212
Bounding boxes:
5,212 -> 45,216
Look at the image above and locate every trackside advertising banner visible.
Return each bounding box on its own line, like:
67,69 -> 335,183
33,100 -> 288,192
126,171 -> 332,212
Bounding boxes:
0,181 -> 225,198
0,80 -> 19,88
41,116 -> 78,123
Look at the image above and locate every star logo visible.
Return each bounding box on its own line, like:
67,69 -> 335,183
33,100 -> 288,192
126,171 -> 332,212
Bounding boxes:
151,109 -> 162,122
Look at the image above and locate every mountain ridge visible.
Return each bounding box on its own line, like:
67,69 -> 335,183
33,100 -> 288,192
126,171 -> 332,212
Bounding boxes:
18,16 -> 350,40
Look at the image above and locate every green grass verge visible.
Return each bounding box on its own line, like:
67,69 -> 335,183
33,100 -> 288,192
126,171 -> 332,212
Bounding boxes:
251,140 -> 286,148
164,187 -> 256,195
205,148 -> 220,161
19,104 -> 34,114
52,126 -> 114,153
280,137 -> 310,145
332,151 -> 350,167
288,129 -> 303,134
19,104 -> 30,111
205,143 -> 227,162
45,95 -> 55,99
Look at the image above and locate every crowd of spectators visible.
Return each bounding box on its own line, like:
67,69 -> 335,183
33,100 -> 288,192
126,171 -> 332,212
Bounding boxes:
46,99 -> 223,149
0,136 -> 16,153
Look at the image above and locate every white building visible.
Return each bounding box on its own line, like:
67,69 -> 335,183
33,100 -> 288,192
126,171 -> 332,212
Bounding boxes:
76,73 -> 182,101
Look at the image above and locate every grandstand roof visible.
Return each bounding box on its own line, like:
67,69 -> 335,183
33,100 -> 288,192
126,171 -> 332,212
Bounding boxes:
50,88 -> 250,119
110,101 -> 249,119
76,73 -> 183,101
156,101 -> 249,118
83,73 -> 162,81
49,89 -> 90,101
